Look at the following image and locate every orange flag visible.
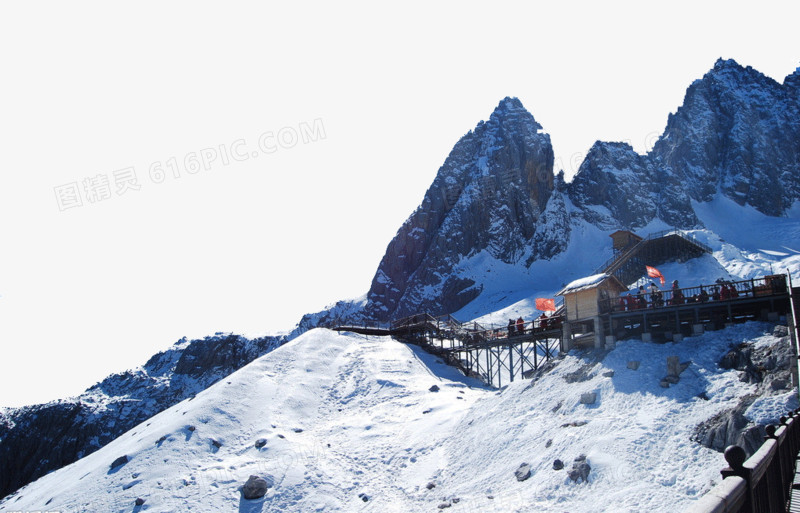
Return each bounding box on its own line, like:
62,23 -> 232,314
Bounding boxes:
535,298 -> 556,312
646,265 -> 665,285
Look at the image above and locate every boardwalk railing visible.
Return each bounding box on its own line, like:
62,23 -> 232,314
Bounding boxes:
599,275 -> 788,314
390,311 -> 564,349
686,409 -> 800,513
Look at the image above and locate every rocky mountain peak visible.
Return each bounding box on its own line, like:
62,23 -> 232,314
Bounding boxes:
364,97 -> 555,321
653,58 -> 799,216
784,65 -> 800,89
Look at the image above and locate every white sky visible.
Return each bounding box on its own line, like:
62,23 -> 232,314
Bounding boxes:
1,1 -> 798,408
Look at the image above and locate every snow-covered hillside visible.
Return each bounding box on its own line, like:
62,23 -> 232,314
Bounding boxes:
3,57 -> 800,510
2,324 -> 795,513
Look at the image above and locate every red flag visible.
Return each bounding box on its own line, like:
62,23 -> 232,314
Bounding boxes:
646,265 -> 665,285
535,298 -> 556,312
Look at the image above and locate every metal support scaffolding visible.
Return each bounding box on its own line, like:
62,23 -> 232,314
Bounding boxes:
387,313 -> 563,388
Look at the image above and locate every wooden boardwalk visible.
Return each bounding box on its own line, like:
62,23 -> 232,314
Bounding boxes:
599,276 -> 791,344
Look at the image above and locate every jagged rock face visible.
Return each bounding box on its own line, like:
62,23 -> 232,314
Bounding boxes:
567,142 -> 659,229
529,179 -> 570,261
652,59 -> 800,216
365,97 -> 555,320
0,334 -> 283,500
564,59 -> 800,230
692,326 -> 795,457
569,140 -> 702,229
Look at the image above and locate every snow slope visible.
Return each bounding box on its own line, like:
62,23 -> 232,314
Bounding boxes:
3,324 -> 794,513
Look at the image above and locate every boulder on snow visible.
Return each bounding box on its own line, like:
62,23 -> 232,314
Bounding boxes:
560,420 -> 588,428
515,463 -> 532,482
580,392 -> 597,405
627,361 -> 640,371
567,455 -> 591,483
429,385 -> 440,392
135,497 -> 145,506
426,481 -> 436,490
109,455 -> 129,472
242,475 -> 269,500
553,459 -> 564,470
602,370 -> 615,378
254,438 -> 267,449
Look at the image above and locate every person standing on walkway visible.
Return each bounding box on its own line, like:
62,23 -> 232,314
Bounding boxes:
671,280 -> 685,305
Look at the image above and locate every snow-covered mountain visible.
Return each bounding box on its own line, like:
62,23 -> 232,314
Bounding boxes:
356,59 -> 800,321
0,333 -> 284,501
2,57 -> 800,509
1,325 -> 795,512
364,97 -> 555,321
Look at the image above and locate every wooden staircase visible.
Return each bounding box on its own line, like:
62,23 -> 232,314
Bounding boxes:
595,230 -> 712,285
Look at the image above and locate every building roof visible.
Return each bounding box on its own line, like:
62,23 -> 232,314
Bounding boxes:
609,230 -> 643,239
556,273 -> 627,296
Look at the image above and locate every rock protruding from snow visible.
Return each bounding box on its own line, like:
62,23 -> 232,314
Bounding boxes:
567,455 -> 591,483
514,463 -> 532,482
693,331 -> 796,456
109,455 -> 129,472
242,475 -> 269,500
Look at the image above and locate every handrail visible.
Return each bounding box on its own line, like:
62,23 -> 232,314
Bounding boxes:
390,309 -> 566,349
593,237 -> 648,275
686,408 -> 800,512
600,275 -> 788,314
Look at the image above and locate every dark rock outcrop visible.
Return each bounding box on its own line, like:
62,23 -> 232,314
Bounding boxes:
693,327 -> 796,456
692,398 -> 764,456
109,455 -> 129,472
514,462 -> 532,482
241,475 -> 269,500
567,455 -> 591,483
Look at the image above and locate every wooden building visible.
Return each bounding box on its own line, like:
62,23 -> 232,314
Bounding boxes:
609,230 -> 642,252
557,273 -> 627,350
